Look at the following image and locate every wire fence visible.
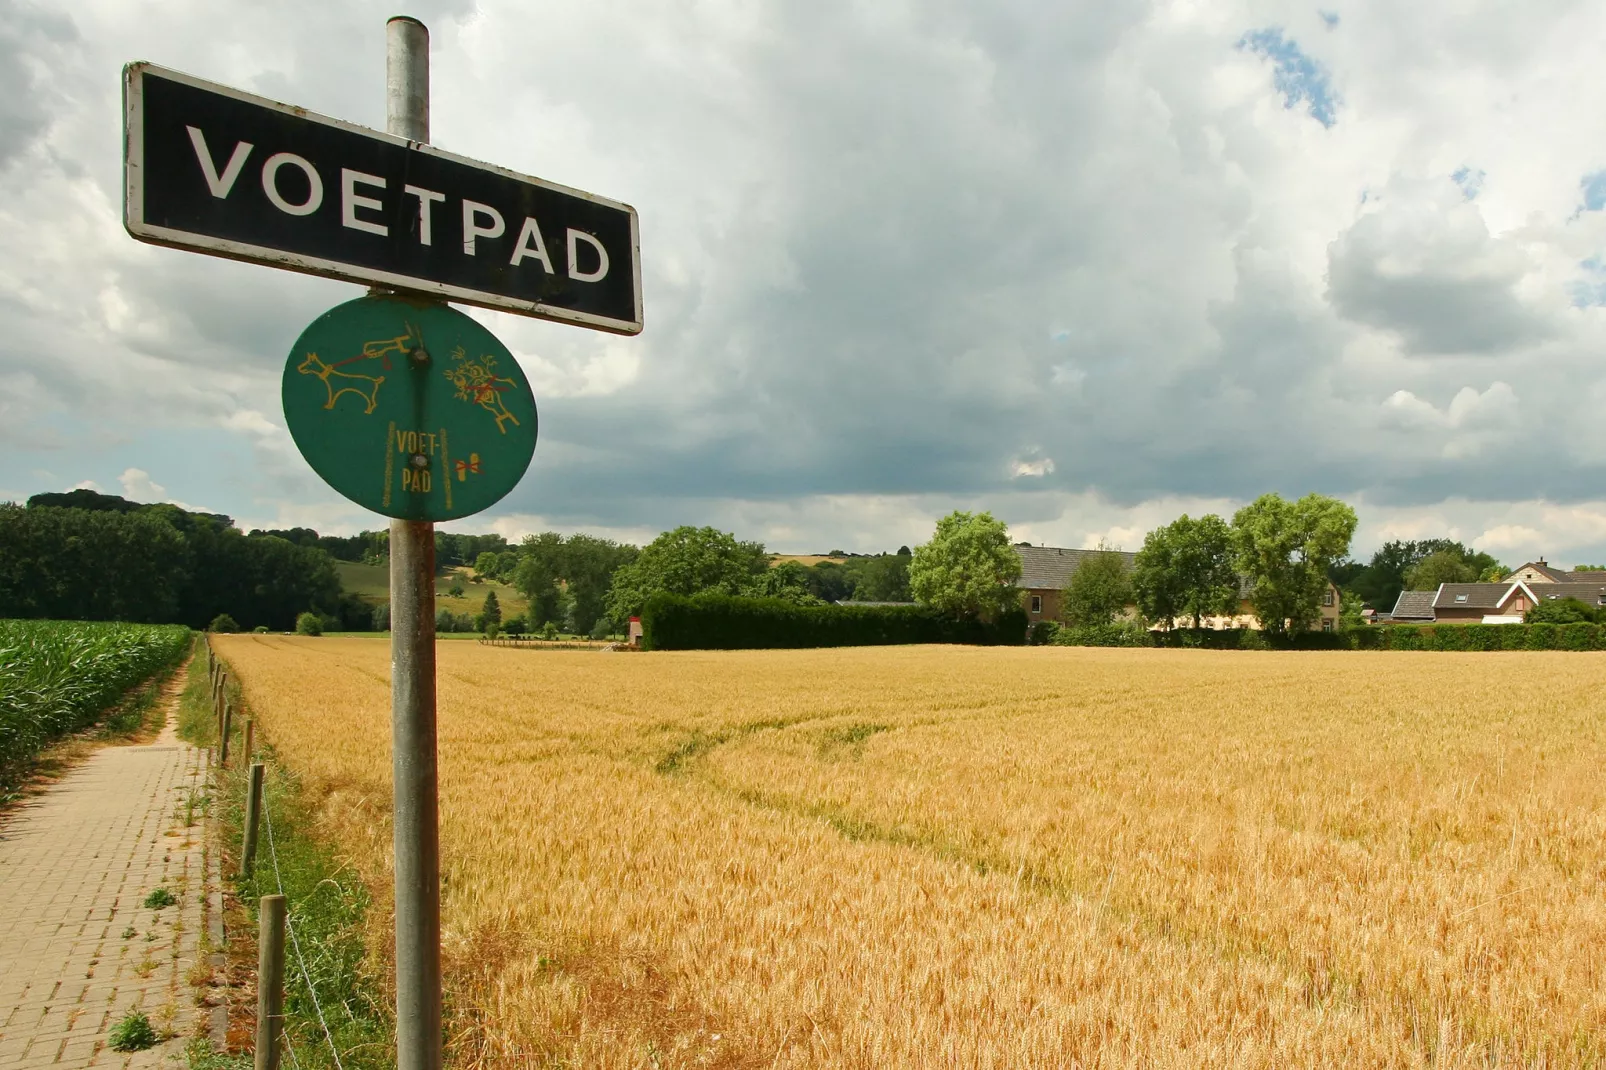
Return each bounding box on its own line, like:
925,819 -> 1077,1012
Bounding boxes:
260,763 -> 347,1070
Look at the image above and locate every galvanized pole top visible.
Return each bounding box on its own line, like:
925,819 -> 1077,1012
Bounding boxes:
386,16 -> 429,144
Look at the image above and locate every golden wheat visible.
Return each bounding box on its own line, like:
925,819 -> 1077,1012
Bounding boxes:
215,637 -> 1606,1068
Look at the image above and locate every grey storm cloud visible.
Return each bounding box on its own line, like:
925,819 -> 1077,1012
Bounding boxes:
1325,202 -> 1553,356
3,0 -> 1606,561
0,1 -> 77,169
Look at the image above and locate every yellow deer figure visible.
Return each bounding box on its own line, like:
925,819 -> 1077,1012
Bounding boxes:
444,347 -> 520,434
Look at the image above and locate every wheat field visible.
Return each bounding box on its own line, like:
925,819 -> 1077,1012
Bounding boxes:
214,636 -> 1606,1068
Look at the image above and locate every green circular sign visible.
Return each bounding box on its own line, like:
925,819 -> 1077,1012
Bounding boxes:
282,295 -> 538,521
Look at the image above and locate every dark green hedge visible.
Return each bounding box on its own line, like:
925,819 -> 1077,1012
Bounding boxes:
1049,623 -> 1153,647
1047,622 -> 1605,651
1150,629 -> 1352,650
640,594 -> 1028,651
1349,622 -> 1603,651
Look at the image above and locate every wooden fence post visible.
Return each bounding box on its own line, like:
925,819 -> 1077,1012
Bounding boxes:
255,893 -> 286,1070
219,701 -> 233,766
242,762 -> 265,880
243,718 -> 255,764
215,672 -> 228,742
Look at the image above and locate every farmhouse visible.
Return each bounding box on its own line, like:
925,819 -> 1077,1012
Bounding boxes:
1506,558 -> 1601,584
1016,545 -> 1136,623
1015,543 -> 1343,631
1389,590 -> 1436,623
1386,561 -> 1606,624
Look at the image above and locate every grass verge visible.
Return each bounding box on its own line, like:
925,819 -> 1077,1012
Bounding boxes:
183,644 -> 394,1070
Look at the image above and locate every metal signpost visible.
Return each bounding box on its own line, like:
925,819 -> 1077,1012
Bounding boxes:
124,19 -> 640,1070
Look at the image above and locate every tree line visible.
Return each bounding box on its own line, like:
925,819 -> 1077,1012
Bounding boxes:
1049,493 -> 1357,635
901,493 -> 1361,637
1053,505 -> 1589,632
8,485 -> 1586,637
1,492 -> 354,631
503,528 -> 912,637
0,489 -> 918,636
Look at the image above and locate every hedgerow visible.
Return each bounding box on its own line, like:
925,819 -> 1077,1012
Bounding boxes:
640,594 -> 1028,650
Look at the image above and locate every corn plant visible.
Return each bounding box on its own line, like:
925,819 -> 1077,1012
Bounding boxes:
0,620 -> 189,788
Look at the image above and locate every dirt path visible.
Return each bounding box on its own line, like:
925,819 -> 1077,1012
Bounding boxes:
0,668 -> 212,1068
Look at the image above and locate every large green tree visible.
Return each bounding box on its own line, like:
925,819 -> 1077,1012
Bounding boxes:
513,532 -> 566,626
852,550 -> 913,602
1232,493 -> 1357,636
1403,550 -> 1478,591
560,534 -> 639,633
1132,514 -> 1238,629
478,590 -> 502,633
1344,539 -> 1502,610
1061,545 -> 1133,627
604,526 -> 768,621
804,560 -> 858,602
513,532 -> 639,633
908,511 -> 1021,620
742,561 -> 822,604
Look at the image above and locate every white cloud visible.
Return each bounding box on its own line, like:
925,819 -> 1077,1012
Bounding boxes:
115,466 -> 214,512
1010,452 -> 1056,479
2,0 -> 1606,565
1379,380 -> 1521,458
1327,180 -> 1553,355
118,467 -> 165,500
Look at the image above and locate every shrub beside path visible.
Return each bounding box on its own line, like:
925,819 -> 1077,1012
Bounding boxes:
0,672 -> 212,1069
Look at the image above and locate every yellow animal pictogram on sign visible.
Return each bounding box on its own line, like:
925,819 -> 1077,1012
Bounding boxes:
296,325 -> 423,415
444,347 -> 521,434
298,352 -> 385,414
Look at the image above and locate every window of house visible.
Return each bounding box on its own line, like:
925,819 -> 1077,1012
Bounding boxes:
1323,590 -> 1334,606
1030,595 -> 1042,614
1322,619 -> 1333,633
1454,594 -> 1468,603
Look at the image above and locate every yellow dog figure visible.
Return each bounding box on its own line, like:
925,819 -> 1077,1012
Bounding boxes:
296,324 -> 424,415
297,352 -> 386,414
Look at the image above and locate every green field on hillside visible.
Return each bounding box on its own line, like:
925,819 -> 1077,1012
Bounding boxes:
335,561 -> 531,620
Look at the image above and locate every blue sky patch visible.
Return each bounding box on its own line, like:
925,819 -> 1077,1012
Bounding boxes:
1319,10 -> 1340,28
1569,256 -> 1606,308
1452,166 -> 1485,200
1239,27 -> 1339,128
1582,171 -> 1606,212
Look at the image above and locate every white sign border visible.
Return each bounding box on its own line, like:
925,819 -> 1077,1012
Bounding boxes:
123,61 -> 643,337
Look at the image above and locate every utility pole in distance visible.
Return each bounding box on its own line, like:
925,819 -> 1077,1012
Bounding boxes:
385,16 -> 442,1070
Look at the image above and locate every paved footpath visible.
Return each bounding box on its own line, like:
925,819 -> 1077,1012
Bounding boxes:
0,685 -> 212,1069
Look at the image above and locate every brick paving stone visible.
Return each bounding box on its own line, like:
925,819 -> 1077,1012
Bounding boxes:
0,682 -> 211,1070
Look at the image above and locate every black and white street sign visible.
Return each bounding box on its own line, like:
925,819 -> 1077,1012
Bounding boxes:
123,62 -> 642,334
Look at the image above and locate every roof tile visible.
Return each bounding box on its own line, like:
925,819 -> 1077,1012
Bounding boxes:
1390,590 -> 1437,620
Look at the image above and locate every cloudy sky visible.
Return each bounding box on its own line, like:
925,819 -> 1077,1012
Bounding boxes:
4,0 -> 1606,563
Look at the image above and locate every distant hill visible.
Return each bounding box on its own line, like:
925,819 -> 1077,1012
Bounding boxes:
335,561 -> 529,619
